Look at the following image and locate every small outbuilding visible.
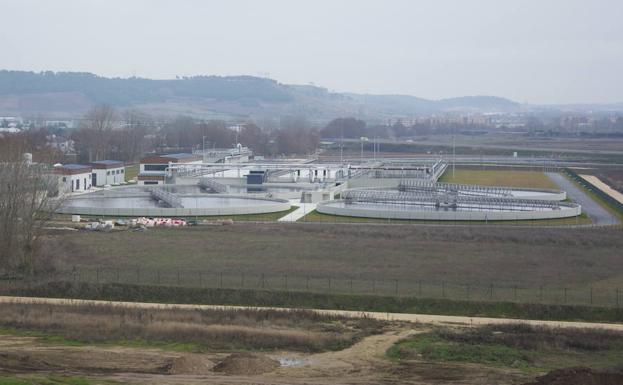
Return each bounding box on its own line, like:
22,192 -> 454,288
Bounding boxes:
54,164 -> 92,193
90,160 -> 125,186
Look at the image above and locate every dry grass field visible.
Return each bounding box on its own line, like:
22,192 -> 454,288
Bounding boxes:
45,223 -> 623,293
0,301 -> 384,352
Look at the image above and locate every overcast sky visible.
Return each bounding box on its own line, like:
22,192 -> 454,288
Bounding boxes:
2,0 -> 622,104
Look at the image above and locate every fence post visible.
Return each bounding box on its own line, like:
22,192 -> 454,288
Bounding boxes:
590,287 -> 593,305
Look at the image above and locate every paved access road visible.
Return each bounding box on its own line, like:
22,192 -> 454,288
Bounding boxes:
2,296 -> 622,331
547,172 -> 620,225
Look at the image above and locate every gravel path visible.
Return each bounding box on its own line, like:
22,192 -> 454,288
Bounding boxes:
1,296 -> 622,331
546,172 -> 620,225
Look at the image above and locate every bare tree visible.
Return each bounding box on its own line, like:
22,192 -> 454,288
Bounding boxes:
0,141 -> 63,276
73,105 -> 116,162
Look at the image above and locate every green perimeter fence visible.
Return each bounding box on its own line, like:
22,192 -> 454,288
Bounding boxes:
4,266 -> 622,309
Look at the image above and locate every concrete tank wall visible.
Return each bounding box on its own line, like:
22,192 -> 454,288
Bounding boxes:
57,195 -> 291,217
316,200 -> 581,221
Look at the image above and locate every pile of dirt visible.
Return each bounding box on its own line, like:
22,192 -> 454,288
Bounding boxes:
524,367 -> 623,385
167,354 -> 214,375
213,353 -> 280,375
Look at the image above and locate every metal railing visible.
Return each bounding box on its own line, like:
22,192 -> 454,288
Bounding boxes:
149,187 -> 183,208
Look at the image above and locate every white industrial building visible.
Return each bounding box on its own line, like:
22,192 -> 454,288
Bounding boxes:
138,153 -> 202,185
54,164 -> 93,193
90,160 -> 125,186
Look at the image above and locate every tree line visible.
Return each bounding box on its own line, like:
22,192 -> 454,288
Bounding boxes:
68,107 -> 320,163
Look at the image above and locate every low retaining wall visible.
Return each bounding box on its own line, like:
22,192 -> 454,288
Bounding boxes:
316,200 -> 581,221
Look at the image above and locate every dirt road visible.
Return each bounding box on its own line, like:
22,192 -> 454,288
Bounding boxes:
1,295 -> 621,331
547,172 -> 620,225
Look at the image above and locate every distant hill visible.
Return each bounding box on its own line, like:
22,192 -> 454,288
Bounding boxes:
0,70 -> 523,120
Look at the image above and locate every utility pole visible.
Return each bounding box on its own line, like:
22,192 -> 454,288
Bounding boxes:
202,136 -> 206,163
360,140 -> 363,162
373,136 -> 376,160
452,132 -> 456,179
340,125 -> 344,165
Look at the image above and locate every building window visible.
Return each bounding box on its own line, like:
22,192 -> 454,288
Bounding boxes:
121,169 -> 124,173
62,177 -> 66,182
107,171 -> 110,175
76,179 -> 80,190
144,181 -> 158,185
144,164 -> 168,171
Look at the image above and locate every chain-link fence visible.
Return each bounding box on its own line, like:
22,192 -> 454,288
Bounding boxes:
11,266 -> 620,308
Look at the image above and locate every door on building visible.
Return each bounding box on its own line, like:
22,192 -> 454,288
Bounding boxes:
92,173 -> 97,186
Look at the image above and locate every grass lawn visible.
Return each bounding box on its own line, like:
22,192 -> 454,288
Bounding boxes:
439,169 -> 559,190
387,324 -> 623,373
124,164 -> 139,182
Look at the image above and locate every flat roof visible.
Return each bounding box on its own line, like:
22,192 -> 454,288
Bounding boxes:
91,160 -> 124,169
165,153 -> 197,159
91,160 -> 123,165
54,164 -> 92,175
59,164 -> 90,170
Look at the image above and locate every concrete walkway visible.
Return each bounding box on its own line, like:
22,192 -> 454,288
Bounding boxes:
547,172 -> 620,225
2,296 -> 622,331
278,200 -> 317,222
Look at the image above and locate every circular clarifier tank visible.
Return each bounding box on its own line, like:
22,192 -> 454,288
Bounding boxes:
58,192 -> 291,217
